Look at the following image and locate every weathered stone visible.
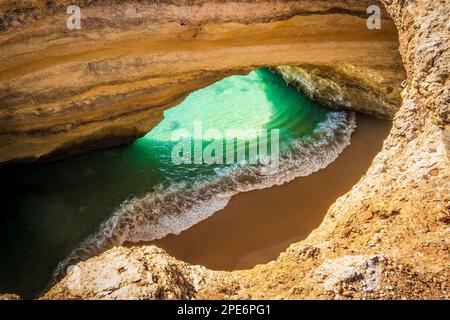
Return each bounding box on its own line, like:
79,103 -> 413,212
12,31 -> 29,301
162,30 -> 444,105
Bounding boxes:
274,64 -> 404,119
1,0 -> 448,300
0,0 -> 403,164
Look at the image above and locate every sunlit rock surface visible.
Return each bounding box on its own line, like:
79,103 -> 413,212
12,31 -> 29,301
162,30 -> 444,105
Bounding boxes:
275,64 -> 403,119
1,0 -> 448,300
0,0 -> 404,163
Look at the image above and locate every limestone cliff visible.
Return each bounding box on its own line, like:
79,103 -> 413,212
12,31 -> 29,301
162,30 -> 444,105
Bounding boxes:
41,0 -> 449,300
0,0 -> 404,163
274,64 -> 403,119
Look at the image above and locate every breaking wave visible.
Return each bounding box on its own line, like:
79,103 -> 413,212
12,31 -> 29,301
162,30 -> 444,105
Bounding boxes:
52,110 -> 356,282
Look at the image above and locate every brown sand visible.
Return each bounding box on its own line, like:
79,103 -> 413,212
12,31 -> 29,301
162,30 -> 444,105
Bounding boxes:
152,114 -> 391,271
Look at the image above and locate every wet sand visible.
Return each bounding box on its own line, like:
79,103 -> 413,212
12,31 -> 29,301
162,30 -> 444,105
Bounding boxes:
151,113 -> 391,271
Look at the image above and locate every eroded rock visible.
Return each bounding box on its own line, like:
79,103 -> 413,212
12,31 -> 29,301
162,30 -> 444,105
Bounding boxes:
0,0 -> 403,163
2,0 -> 449,300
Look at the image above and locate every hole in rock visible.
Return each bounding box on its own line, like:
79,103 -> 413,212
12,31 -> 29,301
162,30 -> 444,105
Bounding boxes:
0,68 -> 392,298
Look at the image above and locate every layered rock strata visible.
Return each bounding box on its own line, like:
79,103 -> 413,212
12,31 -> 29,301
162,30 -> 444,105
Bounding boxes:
0,0 -> 404,163
275,64 -> 403,119
42,0 -> 449,300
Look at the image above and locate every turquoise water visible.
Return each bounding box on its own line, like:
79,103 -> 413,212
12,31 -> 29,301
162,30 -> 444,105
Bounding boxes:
0,69 -> 355,298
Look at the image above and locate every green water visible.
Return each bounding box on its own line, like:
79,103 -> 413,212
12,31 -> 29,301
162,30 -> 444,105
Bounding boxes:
0,69 -> 354,298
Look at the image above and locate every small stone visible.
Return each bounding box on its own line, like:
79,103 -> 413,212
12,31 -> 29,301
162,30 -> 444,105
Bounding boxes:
342,290 -> 353,298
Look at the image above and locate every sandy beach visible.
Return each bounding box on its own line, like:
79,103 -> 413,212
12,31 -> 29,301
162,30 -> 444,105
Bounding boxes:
152,113 -> 392,270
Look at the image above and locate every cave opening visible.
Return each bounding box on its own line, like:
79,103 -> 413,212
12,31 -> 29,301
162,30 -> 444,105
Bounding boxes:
0,68 -> 393,298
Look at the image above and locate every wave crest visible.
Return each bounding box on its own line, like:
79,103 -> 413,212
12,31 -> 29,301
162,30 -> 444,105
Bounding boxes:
52,110 -> 356,282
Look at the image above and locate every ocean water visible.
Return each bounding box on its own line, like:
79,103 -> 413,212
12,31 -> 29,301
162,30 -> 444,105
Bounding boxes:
0,69 -> 356,297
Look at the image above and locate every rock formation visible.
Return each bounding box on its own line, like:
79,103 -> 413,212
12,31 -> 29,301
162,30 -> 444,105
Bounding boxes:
0,0 -> 404,163
1,0 -> 448,300
275,64 -> 403,118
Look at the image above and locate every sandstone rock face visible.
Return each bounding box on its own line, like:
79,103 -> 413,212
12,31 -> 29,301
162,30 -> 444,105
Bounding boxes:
42,0 -> 449,300
0,0 -> 403,163
41,246 -> 212,300
314,255 -> 385,295
0,293 -> 21,300
275,64 -> 404,119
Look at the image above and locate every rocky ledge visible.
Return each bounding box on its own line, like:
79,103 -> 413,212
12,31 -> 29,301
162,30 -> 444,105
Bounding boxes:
0,0 -> 448,300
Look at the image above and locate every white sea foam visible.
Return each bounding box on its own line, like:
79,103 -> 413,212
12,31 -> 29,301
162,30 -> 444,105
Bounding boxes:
52,110 -> 356,282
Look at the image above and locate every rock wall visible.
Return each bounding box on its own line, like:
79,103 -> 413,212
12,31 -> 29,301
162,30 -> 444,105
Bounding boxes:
275,64 -> 403,119
42,0 -> 449,300
0,0 -> 404,164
